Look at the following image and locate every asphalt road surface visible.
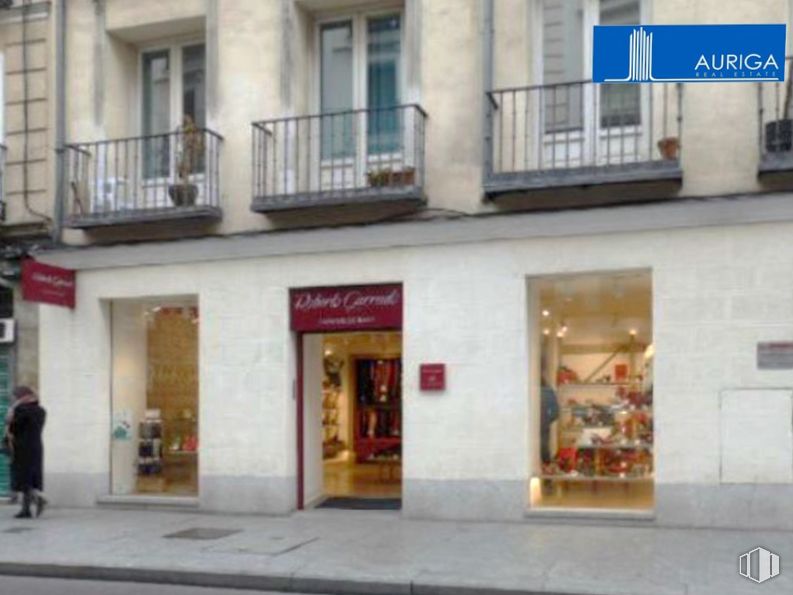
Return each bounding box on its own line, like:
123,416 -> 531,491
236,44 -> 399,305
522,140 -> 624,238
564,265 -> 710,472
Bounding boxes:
0,575 -> 329,595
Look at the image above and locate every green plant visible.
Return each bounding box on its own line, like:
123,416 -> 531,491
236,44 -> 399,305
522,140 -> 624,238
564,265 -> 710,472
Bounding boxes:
366,167 -> 416,188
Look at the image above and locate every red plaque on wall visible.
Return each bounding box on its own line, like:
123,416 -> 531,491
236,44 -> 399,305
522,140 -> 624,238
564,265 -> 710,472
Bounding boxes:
420,363 -> 446,391
290,283 -> 402,332
21,259 -> 76,309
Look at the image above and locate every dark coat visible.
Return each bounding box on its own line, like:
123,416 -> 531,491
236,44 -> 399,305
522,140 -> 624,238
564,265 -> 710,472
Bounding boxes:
9,402 -> 46,492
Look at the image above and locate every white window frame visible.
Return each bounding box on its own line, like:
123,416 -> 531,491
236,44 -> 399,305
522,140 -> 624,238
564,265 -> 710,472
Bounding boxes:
532,0 -> 651,168
133,37 -> 206,208
311,5 -> 408,190
138,36 -> 206,135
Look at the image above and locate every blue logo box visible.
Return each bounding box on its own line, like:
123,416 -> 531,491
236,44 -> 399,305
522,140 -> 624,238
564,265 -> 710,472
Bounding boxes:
593,24 -> 786,83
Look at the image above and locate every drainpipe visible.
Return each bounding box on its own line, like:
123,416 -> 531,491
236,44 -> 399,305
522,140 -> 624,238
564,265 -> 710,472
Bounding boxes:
52,0 -> 66,243
482,0 -> 494,184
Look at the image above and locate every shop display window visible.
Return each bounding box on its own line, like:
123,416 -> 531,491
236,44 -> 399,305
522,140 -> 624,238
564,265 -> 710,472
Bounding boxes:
111,300 -> 199,497
531,272 -> 654,510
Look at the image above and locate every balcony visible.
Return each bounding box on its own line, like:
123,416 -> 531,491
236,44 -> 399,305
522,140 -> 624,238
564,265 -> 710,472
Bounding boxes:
484,80 -> 683,203
0,144 -> 6,221
252,104 -> 426,212
758,57 -> 793,175
65,129 -> 223,228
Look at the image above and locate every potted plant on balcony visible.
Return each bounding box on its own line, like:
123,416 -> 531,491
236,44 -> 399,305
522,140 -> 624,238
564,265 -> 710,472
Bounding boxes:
765,57 -> 793,153
168,115 -> 204,207
366,166 -> 416,188
657,136 -> 680,160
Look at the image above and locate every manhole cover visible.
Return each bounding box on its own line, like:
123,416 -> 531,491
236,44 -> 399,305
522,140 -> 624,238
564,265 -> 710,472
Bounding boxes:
164,527 -> 240,541
3,527 -> 34,534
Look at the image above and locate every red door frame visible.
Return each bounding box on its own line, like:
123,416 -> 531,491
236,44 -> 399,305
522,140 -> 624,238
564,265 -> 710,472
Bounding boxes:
292,283 -> 404,510
296,333 -> 305,510
296,328 -> 403,510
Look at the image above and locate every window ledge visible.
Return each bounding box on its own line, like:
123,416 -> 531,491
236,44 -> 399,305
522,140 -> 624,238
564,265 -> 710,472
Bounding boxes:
97,494 -> 199,509
252,187 -> 425,213
525,507 -> 655,524
485,160 -> 682,198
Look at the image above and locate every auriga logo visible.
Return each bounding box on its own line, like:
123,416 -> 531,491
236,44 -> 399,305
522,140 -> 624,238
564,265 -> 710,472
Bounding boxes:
593,24 -> 786,84
605,27 -> 654,82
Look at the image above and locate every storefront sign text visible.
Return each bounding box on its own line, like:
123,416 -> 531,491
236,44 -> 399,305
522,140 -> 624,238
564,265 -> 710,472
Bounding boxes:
420,363 -> 446,391
757,342 -> 793,370
290,283 -> 402,332
22,259 -> 76,309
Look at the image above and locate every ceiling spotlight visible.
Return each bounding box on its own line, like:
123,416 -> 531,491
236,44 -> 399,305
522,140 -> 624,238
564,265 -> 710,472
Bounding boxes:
629,329 -> 637,336
542,309 -> 550,317
543,328 -> 550,336
556,330 -> 564,338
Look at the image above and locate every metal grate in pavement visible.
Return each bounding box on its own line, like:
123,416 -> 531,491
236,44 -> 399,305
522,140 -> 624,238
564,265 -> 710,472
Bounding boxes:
163,527 -> 241,541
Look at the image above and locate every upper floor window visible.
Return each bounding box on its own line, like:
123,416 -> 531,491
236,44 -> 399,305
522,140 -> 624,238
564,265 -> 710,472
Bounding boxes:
318,11 -> 403,159
541,0 -> 641,132
141,43 -> 205,178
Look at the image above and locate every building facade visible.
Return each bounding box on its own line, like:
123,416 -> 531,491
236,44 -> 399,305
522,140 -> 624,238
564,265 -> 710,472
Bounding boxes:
29,0 -> 793,529
0,0 -> 58,496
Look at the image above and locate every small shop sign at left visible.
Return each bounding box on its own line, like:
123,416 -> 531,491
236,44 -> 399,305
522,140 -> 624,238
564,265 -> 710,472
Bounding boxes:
22,259 -> 76,308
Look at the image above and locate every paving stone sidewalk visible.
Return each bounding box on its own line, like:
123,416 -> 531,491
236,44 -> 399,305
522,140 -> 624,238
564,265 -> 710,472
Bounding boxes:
0,505 -> 790,595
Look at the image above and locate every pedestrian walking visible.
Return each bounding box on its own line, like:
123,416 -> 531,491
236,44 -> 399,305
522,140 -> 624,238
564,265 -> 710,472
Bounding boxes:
5,386 -> 46,518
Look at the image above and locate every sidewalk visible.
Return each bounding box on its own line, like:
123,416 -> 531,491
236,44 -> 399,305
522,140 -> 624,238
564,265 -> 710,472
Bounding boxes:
0,505 -> 790,595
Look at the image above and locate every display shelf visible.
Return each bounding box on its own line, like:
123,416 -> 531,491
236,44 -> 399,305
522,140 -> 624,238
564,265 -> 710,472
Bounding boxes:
538,474 -> 653,483
354,436 -> 401,461
353,356 -> 402,462
560,405 -> 653,413
558,383 -> 633,389
576,442 -> 653,450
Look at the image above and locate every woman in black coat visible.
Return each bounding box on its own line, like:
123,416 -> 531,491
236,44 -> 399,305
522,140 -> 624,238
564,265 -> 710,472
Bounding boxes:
6,386 -> 46,518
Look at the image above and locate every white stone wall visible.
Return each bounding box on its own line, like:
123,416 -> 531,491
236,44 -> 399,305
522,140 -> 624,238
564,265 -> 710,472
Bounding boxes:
39,218 -> 793,526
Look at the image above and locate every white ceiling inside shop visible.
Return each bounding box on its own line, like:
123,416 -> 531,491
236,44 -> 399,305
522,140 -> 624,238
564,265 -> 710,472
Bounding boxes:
538,271 -> 652,345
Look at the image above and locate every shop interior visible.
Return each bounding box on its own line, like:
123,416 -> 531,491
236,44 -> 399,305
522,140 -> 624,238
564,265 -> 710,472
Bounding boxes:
302,331 -> 402,507
111,299 -> 199,497
530,271 -> 654,510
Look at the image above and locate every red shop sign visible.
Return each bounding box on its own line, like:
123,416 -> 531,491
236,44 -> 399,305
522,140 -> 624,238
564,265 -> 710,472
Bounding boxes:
22,259 -> 76,309
420,363 -> 446,391
290,283 -> 402,332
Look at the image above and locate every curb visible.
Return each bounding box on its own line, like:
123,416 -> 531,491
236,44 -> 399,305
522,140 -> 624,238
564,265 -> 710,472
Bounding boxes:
0,562 -> 585,595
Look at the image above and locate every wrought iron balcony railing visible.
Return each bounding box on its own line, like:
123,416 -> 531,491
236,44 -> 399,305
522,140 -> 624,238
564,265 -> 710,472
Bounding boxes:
758,56 -> 793,173
252,104 -> 426,211
65,129 -> 223,227
484,80 -> 683,197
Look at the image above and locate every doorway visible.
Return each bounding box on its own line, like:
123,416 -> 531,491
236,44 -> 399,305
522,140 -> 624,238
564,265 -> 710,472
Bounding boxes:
291,283 -> 404,510
302,331 -> 402,509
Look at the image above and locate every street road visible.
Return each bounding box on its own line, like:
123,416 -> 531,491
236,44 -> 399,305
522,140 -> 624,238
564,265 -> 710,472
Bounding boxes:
0,575 -> 329,594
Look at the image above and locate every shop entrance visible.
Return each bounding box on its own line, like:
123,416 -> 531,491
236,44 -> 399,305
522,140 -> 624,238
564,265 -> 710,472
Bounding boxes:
292,284 -> 403,510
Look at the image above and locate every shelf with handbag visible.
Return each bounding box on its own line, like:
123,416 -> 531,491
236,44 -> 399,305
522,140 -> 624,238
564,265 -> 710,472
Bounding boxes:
352,357 -> 402,463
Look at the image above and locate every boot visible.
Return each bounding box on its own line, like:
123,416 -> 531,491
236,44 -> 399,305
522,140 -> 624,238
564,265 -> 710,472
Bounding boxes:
35,493 -> 47,518
14,491 -> 32,519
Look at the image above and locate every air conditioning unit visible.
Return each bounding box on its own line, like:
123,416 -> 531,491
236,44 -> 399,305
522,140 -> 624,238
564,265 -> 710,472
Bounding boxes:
0,319 -> 14,344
